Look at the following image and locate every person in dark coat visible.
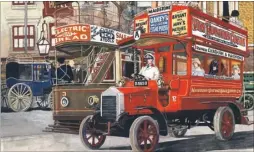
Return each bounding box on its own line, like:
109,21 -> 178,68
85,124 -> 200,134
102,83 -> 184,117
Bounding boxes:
56,57 -> 74,83
73,64 -> 87,83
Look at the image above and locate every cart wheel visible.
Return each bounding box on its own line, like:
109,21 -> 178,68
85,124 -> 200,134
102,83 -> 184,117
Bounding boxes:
169,126 -> 188,138
214,106 -> 235,141
79,115 -> 106,150
129,116 -> 159,152
7,83 -> 33,112
239,94 -> 254,110
1,87 -> 9,108
48,91 -> 54,110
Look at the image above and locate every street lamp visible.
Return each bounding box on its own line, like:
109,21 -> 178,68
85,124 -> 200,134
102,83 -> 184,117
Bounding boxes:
37,20 -> 50,56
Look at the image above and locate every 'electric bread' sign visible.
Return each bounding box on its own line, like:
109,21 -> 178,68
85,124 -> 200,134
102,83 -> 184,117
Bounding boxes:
55,24 -> 90,45
192,16 -> 246,51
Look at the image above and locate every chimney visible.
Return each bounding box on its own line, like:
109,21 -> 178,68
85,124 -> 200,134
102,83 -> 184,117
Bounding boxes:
222,1 -> 230,23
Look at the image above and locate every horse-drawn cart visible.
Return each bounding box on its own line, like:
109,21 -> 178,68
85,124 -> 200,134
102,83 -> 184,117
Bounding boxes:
1,59 -> 53,112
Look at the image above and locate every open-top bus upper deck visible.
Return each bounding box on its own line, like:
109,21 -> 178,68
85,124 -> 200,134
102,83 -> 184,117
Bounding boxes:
131,4 -> 249,57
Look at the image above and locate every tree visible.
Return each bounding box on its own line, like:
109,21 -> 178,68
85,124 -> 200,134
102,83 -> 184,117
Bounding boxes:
111,1 -> 130,30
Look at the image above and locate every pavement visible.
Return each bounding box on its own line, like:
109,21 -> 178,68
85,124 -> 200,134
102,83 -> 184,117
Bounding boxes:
0,110 -> 253,152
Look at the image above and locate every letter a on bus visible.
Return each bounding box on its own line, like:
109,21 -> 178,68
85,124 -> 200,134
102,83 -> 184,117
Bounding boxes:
134,30 -> 141,41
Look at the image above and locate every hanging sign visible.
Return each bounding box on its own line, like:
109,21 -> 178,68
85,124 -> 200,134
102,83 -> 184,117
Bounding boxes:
192,16 -> 247,51
90,25 -> 115,44
116,31 -> 131,44
193,44 -> 244,61
55,24 -> 90,45
172,9 -> 188,36
91,25 -> 131,45
149,13 -> 169,34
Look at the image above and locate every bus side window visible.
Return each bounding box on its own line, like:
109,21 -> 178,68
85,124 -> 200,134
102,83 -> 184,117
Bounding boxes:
192,53 -> 205,77
231,61 -> 241,80
172,52 -> 187,75
220,59 -> 230,76
207,58 -> 219,76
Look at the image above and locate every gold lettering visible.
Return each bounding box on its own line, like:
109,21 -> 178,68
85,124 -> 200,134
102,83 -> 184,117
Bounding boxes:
80,34 -> 87,40
72,36 -> 79,40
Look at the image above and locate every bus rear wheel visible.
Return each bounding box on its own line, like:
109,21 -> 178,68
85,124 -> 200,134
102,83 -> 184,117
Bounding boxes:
214,106 -> 235,141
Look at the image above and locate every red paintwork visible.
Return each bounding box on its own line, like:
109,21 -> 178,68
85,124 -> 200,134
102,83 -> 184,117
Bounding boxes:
116,5 -> 250,124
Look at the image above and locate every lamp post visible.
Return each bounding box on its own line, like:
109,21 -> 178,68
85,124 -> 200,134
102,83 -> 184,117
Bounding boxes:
36,20 -> 50,56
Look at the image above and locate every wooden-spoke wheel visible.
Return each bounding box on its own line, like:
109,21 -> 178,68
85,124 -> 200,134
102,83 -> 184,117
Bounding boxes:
169,126 -> 188,138
79,115 -> 106,150
1,87 -> 9,108
239,94 -> 254,110
7,83 -> 33,112
130,116 -> 159,152
214,106 -> 235,141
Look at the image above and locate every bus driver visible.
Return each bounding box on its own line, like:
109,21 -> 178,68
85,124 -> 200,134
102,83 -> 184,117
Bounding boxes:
138,53 -> 160,80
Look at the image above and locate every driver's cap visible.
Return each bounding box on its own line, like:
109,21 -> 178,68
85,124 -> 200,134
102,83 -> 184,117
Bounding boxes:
144,53 -> 154,60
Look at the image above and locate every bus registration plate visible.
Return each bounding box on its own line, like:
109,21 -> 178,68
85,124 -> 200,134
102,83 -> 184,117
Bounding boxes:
134,80 -> 148,86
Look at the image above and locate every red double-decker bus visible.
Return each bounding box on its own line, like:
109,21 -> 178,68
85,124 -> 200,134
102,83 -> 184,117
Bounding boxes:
79,4 -> 252,152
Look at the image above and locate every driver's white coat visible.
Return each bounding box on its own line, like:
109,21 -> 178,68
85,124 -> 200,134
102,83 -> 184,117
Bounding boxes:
139,65 -> 160,80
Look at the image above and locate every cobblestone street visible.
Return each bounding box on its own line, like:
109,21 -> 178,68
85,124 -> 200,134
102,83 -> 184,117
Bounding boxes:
1,110 -> 253,152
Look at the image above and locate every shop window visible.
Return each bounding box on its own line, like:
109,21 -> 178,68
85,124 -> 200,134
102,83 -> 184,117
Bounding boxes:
192,53 -> 205,77
220,58 -> 230,76
173,52 -> 187,75
12,25 -> 35,51
231,60 -> 241,80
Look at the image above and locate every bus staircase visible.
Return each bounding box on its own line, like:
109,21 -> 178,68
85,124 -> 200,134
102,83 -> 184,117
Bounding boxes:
43,48 -> 115,134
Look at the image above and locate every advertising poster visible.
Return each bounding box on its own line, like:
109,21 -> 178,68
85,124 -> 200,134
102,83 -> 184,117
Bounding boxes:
134,17 -> 148,33
90,25 -> 115,44
90,25 -> 131,45
55,24 -> 90,45
149,13 -> 169,34
172,9 -> 188,36
192,16 -> 247,51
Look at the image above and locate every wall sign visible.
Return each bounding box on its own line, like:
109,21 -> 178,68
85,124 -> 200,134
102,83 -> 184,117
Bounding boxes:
192,16 -> 247,51
147,5 -> 171,14
43,2 -> 73,18
172,9 -> 188,36
193,44 -> 244,61
149,13 -> 169,34
135,17 -> 148,33
55,24 -> 90,45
